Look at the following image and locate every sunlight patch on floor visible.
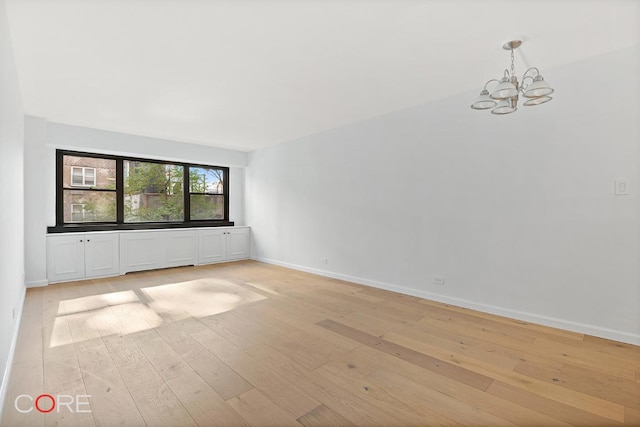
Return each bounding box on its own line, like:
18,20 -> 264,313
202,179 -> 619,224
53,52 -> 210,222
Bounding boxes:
48,277 -> 266,347
140,278 -> 266,319
57,290 -> 140,316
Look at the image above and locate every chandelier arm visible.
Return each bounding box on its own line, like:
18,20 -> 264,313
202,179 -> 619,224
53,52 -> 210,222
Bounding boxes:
522,67 -> 540,79
483,79 -> 501,91
519,75 -> 535,92
503,69 -> 510,79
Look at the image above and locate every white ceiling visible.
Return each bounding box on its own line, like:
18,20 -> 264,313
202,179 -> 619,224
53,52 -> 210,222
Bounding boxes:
6,0 -> 639,151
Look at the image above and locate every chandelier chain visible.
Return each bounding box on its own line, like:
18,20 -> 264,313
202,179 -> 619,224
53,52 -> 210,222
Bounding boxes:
510,48 -> 515,77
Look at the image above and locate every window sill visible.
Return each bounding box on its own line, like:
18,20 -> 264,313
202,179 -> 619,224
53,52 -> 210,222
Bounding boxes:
47,221 -> 235,234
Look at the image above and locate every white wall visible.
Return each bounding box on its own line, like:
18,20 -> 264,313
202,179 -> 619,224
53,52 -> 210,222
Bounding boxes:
24,116 -> 48,287
247,44 -> 640,344
0,0 -> 25,410
23,120 -> 248,287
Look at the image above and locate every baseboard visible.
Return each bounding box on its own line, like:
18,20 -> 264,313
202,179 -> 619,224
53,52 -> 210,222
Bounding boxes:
26,279 -> 48,288
252,256 -> 640,346
0,285 -> 26,420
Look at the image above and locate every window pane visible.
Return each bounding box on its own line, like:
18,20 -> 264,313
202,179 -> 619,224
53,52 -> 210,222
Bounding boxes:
189,167 -> 224,194
63,190 -> 116,223
190,195 -> 224,220
64,156 -> 116,189
124,161 -> 184,222
71,168 -> 84,186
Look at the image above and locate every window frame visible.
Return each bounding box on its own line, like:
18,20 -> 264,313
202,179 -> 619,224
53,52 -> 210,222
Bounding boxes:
50,149 -> 233,233
188,165 -> 227,221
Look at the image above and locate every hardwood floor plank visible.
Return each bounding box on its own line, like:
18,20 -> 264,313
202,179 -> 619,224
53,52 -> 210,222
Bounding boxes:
296,404 -> 354,427
625,406 -> 640,425
154,321 -> 213,362
417,298 -> 585,342
102,333 -> 148,369
74,338 -> 146,427
0,358 -> 44,427
530,337 -> 639,379
381,329 -> 626,422
166,371 -> 250,427
338,344 -> 575,427
514,360 -> 640,410
13,314 -> 43,363
262,329 -> 351,370
227,388 -> 301,427
331,311 -> 394,337
243,342 -> 410,426
223,349 -> 320,419
418,309 -> 536,346
44,381 -> 96,427
313,363 -> 460,426
115,355 -> 197,426
582,334 -> 640,361
384,329 -> 520,374
316,319 -> 495,391
43,343 -> 83,395
487,380 -> 625,426
185,353 -> 254,401
129,328 -> 194,380
189,325 -> 246,365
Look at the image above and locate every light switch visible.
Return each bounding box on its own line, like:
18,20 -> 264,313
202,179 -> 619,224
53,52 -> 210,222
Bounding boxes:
615,179 -> 630,195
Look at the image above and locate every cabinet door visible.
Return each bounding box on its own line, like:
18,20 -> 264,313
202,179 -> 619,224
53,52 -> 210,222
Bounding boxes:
120,232 -> 163,273
47,234 -> 85,282
198,229 -> 226,264
226,228 -> 250,261
166,231 -> 197,267
85,233 -> 120,278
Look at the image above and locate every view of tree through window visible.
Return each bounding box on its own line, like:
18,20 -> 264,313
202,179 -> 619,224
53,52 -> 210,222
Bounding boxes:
189,167 -> 225,220
55,150 -> 230,229
124,161 -> 184,222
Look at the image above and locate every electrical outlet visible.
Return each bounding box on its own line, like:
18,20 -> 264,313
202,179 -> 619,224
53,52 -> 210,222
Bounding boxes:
615,179 -> 630,195
321,257 -> 328,265
433,276 -> 445,286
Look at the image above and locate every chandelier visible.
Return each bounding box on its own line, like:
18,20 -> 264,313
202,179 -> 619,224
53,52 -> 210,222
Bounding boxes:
471,40 -> 554,115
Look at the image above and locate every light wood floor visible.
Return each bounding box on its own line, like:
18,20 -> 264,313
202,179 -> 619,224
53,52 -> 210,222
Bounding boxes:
2,261 -> 639,426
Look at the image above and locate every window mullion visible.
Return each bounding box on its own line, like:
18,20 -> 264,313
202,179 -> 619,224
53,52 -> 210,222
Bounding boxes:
116,159 -> 124,223
184,165 -> 191,222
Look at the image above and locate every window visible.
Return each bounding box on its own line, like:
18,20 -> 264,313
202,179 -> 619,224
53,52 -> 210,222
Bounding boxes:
62,156 -> 116,223
189,166 -> 226,220
70,166 -> 96,187
124,160 -> 184,222
52,150 -> 232,231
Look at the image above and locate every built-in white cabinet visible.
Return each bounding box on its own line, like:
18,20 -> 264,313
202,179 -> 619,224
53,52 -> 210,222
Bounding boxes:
119,230 -> 198,273
119,232 -> 164,273
167,231 -> 198,267
47,232 -> 120,283
198,229 -> 226,264
47,226 -> 250,283
198,227 -> 250,264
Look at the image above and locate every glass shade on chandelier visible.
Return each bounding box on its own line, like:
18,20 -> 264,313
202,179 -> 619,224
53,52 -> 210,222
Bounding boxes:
471,40 -> 554,115
523,95 -> 552,106
490,77 -> 518,100
491,99 -> 517,115
470,89 -> 497,110
523,75 -> 554,98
